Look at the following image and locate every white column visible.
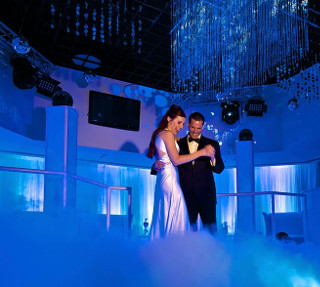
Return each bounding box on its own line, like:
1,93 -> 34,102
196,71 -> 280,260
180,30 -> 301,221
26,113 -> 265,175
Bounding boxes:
236,139 -> 255,234
44,106 -> 78,215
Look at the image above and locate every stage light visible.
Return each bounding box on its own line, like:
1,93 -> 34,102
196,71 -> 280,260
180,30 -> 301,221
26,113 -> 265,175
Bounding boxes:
36,75 -> 61,97
10,57 -> 37,89
245,99 -> 268,116
221,101 -> 240,125
239,129 -> 253,141
288,98 -> 299,111
83,70 -> 96,83
52,90 -> 73,106
12,36 -> 30,54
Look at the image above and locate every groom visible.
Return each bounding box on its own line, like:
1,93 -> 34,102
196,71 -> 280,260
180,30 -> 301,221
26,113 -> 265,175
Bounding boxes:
153,112 -> 224,234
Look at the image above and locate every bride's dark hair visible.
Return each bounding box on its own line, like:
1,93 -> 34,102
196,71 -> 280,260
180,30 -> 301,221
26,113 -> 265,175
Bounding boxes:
147,104 -> 186,158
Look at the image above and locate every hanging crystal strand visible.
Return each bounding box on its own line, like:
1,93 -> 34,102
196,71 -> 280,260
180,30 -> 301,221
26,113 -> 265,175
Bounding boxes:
257,0 -> 261,86
123,0 -> 127,46
280,0 -> 285,74
131,4 -> 136,52
274,0 -> 280,78
171,0 -> 175,93
100,0 -> 105,43
66,14 -> 70,33
251,0 -> 255,87
284,0 -> 289,76
264,0 -> 270,82
287,0 -> 292,75
137,4 -> 142,54
50,0 -> 55,29
116,0 -> 120,38
66,0 -> 71,33
253,0 -> 257,87
84,1 -> 89,37
216,2 -> 220,95
92,8 -> 97,40
295,0 -> 301,68
108,0 -> 112,44
261,0 -> 267,85
75,3 -> 81,36
291,0 -> 298,77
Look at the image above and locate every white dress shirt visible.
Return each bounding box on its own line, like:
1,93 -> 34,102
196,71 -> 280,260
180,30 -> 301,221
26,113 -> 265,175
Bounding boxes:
187,136 -> 200,154
187,135 -> 200,165
187,135 -> 215,166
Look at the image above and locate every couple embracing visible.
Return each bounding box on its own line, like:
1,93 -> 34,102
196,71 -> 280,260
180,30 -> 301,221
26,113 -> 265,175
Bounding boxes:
147,105 -> 224,239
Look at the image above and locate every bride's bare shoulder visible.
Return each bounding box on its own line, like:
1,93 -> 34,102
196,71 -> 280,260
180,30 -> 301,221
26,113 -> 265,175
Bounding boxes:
159,129 -> 174,140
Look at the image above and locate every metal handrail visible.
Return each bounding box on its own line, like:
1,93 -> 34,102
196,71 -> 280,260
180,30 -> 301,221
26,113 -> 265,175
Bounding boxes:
0,165 -> 308,239
0,165 -> 132,233
217,191 -> 308,241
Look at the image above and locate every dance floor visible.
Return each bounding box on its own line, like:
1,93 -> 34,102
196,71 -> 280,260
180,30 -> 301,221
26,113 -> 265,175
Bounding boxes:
0,215 -> 319,287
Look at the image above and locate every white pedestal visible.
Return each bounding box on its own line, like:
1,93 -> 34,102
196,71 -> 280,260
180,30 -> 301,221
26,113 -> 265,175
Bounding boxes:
44,106 -> 78,215
236,140 -> 255,234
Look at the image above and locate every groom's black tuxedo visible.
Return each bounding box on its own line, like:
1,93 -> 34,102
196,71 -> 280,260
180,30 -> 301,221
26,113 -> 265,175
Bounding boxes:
177,135 -> 224,225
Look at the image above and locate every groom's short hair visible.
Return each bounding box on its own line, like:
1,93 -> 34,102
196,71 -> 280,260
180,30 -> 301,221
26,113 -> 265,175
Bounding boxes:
189,112 -> 205,123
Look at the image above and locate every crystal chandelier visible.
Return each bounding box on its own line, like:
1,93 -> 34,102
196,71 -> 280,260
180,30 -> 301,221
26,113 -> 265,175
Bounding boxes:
171,0 -> 310,104
50,0 -> 143,54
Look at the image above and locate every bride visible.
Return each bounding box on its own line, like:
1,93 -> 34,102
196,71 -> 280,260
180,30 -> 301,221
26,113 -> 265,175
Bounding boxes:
147,105 -> 214,239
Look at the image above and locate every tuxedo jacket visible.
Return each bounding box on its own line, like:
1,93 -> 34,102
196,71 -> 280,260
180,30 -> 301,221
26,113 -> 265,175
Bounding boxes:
177,135 -> 224,201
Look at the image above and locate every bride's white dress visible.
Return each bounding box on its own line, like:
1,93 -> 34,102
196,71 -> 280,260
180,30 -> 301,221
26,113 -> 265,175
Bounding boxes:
150,134 -> 189,239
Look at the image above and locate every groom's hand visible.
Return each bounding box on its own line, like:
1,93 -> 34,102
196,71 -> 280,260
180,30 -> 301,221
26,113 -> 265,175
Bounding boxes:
154,160 -> 165,171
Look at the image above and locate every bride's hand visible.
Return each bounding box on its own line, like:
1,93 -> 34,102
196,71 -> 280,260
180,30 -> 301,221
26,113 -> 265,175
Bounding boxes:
202,145 -> 215,157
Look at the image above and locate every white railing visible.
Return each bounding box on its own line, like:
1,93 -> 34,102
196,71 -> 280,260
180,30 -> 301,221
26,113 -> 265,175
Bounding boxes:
0,165 -> 132,234
0,165 -> 309,240
217,191 -> 308,240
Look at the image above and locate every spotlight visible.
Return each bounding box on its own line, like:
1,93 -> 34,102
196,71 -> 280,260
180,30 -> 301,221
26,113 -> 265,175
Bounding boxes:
36,75 -> 61,97
83,70 -> 96,83
221,101 -> 240,125
288,98 -> 299,111
10,57 -> 37,89
52,90 -> 73,106
245,99 -> 267,116
12,36 -> 31,55
239,129 -> 253,141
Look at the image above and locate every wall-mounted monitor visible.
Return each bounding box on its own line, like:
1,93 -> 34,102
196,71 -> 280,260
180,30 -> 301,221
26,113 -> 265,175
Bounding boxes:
88,90 -> 141,131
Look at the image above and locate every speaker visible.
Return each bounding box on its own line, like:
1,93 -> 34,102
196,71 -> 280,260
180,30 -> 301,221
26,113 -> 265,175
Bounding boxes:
10,57 -> 36,89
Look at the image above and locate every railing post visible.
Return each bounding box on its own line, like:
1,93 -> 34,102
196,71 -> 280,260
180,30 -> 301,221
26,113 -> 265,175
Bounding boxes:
271,193 -> 275,237
303,194 -> 309,242
128,187 -> 132,238
105,186 -> 132,236
106,187 -> 112,231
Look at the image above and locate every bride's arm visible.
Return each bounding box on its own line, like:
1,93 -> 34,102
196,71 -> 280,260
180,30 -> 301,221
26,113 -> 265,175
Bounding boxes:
161,131 -> 213,166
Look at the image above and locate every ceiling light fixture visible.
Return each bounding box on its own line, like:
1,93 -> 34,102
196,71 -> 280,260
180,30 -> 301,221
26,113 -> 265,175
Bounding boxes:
36,75 -> 61,97
52,90 -> 73,106
239,129 -> 253,141
10,57 -> 37,89
221,101 -> 240,125
83,70 -> 96,83
12,36 -> 31,55
245,99 -> 268,116
287,98 -> 299,111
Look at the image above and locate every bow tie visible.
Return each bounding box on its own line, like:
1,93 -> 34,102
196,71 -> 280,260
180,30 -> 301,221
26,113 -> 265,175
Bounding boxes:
188,137 -> 200,143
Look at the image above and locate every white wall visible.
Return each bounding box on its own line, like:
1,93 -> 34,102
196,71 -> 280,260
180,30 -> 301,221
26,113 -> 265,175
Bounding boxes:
1,55 -> 320,167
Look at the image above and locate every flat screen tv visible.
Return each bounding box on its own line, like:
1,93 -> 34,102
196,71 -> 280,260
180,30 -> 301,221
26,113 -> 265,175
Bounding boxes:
88,90 -> 141,131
